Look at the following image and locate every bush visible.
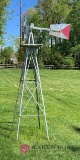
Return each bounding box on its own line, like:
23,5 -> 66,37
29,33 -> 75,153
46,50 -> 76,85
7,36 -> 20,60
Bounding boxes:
53,52 -> 64,68
41,46 -> 52,65
63,57 -> 75,68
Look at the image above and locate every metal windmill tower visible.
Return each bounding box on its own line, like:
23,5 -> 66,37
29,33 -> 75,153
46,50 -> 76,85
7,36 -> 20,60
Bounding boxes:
12,9 -> 71,140
12,24 -> 50,140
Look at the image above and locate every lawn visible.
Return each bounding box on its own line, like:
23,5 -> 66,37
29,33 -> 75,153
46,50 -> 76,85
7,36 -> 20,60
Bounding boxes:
0,68 -> 80,160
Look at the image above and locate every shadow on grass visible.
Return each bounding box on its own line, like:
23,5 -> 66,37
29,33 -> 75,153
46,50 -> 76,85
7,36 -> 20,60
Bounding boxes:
0,121 -> 15,138
72,125 -> 80,133
0,122 -> 12,130
67,145 -> 80,152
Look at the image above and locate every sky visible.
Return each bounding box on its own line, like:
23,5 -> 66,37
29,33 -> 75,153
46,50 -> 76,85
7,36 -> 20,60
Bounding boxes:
4,0 -> 37,48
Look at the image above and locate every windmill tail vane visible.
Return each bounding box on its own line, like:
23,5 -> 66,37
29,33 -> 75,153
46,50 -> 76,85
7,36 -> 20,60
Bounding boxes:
30,23 -> 71,40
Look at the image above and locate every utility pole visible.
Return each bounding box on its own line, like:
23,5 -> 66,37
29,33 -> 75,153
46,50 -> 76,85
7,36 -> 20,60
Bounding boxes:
20,0 -> 22,63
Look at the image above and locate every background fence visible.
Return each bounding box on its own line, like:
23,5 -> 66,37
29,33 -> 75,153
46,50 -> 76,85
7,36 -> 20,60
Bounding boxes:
0,64 -> 79,69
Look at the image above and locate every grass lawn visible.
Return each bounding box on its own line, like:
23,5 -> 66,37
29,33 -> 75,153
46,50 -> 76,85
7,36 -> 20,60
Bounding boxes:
0,68 -> 80,160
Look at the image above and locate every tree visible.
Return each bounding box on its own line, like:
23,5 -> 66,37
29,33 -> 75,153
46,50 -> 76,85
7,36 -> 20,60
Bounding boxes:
25,0 -> 80,67
0,0 -> 10,37
68,0 -> 80,46
14,37 -> 26,62
26,0 -> 72,45
2,46 -> 14,63
37,0 -> 72,25
71,44 -> 80,68
60,0 -> 80,58
37,0 -> 54,27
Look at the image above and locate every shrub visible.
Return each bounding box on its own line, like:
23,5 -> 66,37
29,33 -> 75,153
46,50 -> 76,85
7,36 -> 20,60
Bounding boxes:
53,52 -> 64,68
63,57 -> 75,68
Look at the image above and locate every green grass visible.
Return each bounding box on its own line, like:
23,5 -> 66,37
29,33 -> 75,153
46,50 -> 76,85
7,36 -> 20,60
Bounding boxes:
0,68 -> 80,159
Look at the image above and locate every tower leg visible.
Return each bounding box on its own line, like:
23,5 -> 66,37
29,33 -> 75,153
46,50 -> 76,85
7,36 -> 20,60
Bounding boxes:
16,48 -> 28,140
10,63 -> 25,133
33,52 -> 40,128
35,54 -> 49,140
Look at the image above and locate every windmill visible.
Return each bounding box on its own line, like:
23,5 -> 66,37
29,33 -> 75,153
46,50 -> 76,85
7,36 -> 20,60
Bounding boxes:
12,21 -> 71,140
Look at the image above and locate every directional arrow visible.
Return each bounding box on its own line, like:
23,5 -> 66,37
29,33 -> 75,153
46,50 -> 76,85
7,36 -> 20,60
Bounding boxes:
50,24 -> 71,39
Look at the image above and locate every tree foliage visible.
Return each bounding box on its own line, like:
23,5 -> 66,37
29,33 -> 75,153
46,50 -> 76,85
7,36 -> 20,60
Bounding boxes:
0,0 -> 10,38
23,0 -> 80,68
68,0 -> 80,46
2,46 -> 14,63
